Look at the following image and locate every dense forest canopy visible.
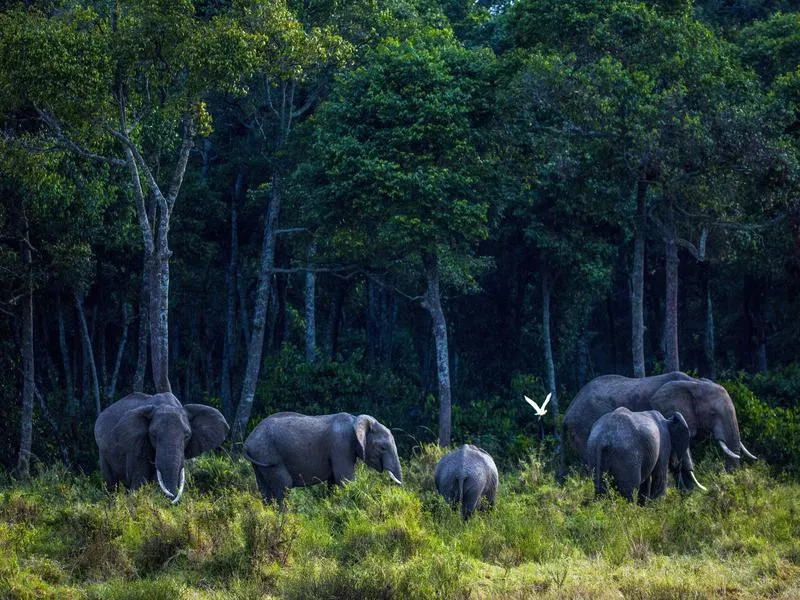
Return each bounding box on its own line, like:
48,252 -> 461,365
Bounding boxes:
1,0 -> 799,475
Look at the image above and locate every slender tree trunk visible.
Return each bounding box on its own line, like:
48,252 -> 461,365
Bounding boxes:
57,298 -> 76,414
238,277 -> 251,351
221,170 -> 242,422
367,279 -> 379,365
631,179 -> 647,377
134,254 -> 149,393
705,287 -> 716,379
233,170 -> 281,444
541,272 -> 560,442
421,253 -> 452,447
35,385 -> 70,468
75,291 -> 102,416
99,319 -> 108,397
326,280 -> 346,359
663,198 -> 680,372
305,240 -> 317,363
107,303 -> 132,401
16,231 -> 35,479
577,324 -> 590,388
149,205 -> 172,393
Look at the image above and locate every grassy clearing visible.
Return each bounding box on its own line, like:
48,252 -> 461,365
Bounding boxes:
1,446 -> 799,599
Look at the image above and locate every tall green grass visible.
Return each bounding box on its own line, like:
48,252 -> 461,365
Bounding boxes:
1,448 -> 799,599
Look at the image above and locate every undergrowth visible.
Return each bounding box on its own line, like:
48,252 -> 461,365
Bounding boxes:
1,447 -> 798,599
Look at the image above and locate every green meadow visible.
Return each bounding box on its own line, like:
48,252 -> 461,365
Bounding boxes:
2,447 -> 798,600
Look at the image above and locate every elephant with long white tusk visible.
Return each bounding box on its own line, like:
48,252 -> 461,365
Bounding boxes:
560,372 -> 757,491
95,392 -> 229,503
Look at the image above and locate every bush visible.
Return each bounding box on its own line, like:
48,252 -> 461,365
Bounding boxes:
721,376 -> 800,474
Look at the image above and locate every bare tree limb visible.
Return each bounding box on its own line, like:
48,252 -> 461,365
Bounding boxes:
33,106 -> 126,167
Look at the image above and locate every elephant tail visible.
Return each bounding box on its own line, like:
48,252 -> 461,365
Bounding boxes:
593,443 -> 605,496
243,448 -> 273,468
458,476 -> 468,520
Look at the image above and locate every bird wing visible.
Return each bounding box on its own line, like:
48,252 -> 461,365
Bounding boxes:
524,395 -> 542,413
540,393 -> 552,411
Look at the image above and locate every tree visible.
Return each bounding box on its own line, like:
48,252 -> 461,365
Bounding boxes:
299,29 -> 495,446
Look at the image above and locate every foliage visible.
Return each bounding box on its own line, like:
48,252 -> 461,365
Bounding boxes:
1,452 -> 800,598
722,374 -> 800,474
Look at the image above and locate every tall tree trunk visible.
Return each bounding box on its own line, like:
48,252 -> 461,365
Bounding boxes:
663,198 -> 680,372
541,272 -> 560,443
57,298 -> 76,414
233,170 -> 281,444
221,170 -> 242,422
134,253 -> 149,393
106,303 -> 132,401
326,279 -> 347,359
305,240 -> 317,363
238,277 -> 252,351
149,205 -> 172,393
75,291 -> 102,417
705,287 -> 716,379
577,324 -> 590,388
421,253 -> 452,447
631,179 -> 647,377
35,385 -> 70,468
16,230 -> 35,479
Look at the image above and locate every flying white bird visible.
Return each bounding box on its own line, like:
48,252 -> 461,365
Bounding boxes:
524,392 -> 551,417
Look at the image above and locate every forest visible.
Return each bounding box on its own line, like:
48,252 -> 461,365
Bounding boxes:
1,0 -> 800,597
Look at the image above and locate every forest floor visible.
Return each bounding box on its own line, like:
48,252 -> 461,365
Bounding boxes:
1,445 -> 799,599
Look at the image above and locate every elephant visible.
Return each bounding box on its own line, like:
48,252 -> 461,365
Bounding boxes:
587,408 -> 690,502
561,372 -> 756,490
94,392 -> 230,503
243,412 -> 403,505
434,444 -> 498,520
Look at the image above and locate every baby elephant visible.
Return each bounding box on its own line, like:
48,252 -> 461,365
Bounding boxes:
434,444 -> 498,519
587,407 -> 690,503
244,411 -> 402,505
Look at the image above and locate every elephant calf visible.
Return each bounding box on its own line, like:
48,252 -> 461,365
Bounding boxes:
587,407 -> 690,503
434,444 -> 498,520
243,412 -> 403,505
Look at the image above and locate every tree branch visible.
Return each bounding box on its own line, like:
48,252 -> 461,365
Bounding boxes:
166,115 -> 196,207
34,107 -> 126,167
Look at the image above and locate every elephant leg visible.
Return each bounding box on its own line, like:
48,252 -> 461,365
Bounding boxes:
649,467 -> 667,500
254,464 -> 292,507
637,476 -> 652,505
460,479 -> 484,520
99,456 -> 118,490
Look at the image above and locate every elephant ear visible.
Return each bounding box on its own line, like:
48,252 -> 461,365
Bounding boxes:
650,381 -> 698,434
354,415 -> 375,460
111,405 -> 155,453
184,404 -> 230,459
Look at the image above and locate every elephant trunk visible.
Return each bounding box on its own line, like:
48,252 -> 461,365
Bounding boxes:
382,451 -> 403,485
155,445 -> 186,503
716,418 -> 742,472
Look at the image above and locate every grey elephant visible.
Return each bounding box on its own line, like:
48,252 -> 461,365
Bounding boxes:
243,412 -> 403,505
434,444 -> 498,520
94,392 -> 229,503
588,408 -> 690,502
561,372 -> 756,489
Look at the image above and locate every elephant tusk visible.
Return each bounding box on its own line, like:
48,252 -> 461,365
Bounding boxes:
387,471 -> 402,485
717,439 -> 741,460
740,442 -> 758,460
156,469 -> 175,498
171,468 -> 186,505
689,471 -> 708,492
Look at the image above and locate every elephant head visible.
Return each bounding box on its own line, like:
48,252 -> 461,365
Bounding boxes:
651,379 -> 755,471
112,402 -> 229,503
354,415 -> 403,485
